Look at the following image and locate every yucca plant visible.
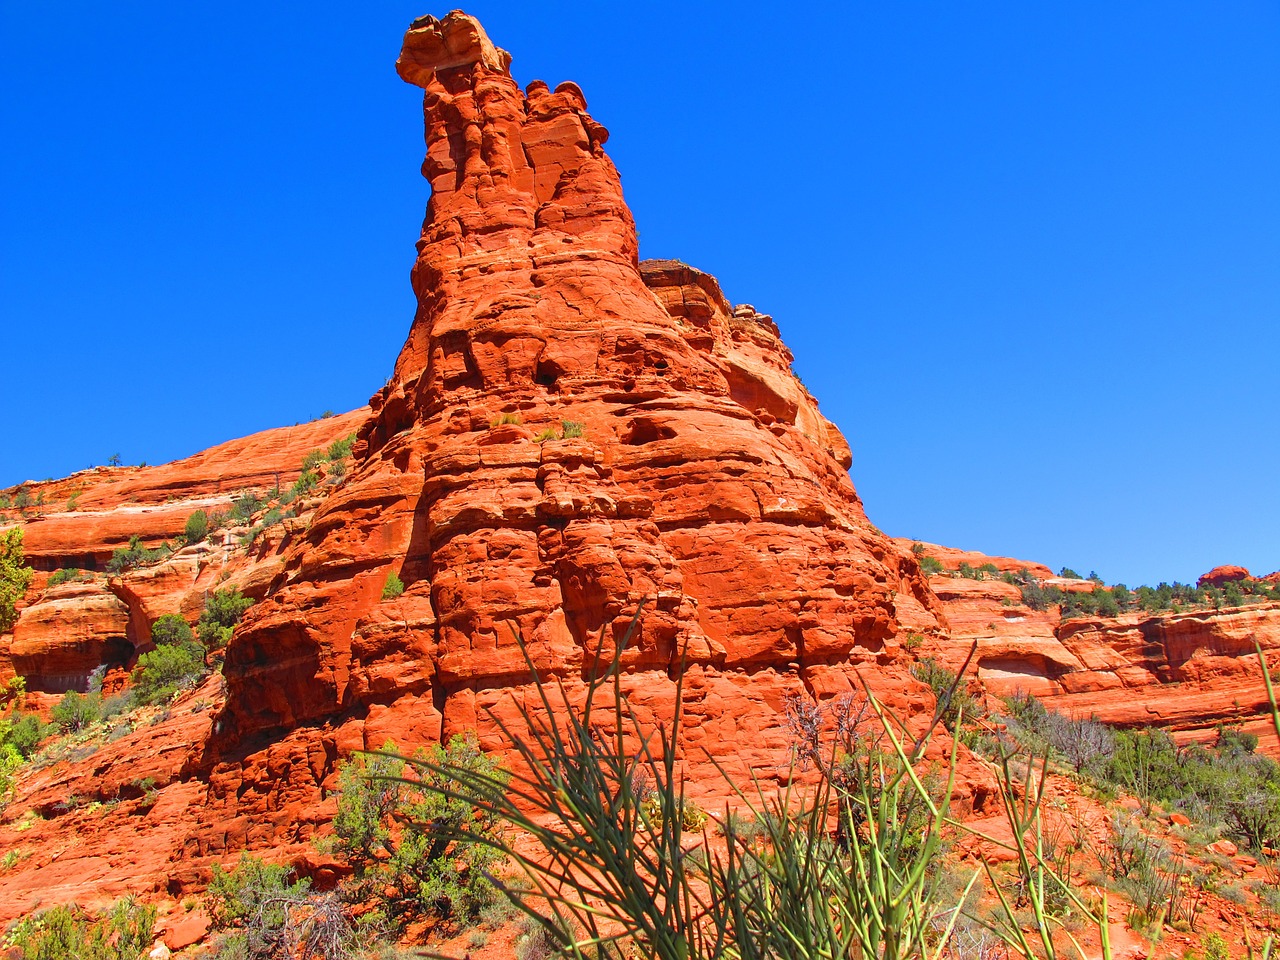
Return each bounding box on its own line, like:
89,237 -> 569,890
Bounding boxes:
967,740 -> 1112,960
387,606 -> 984,959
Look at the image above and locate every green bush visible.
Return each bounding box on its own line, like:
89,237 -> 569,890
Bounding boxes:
151,613 -> 194,647
284,469 -> 320,503
184,509 -> 210,545
327,433 -> 356,461
561,420 -> 585,439
329,736 -> 508,929
0,711 -> 48,797
131,643 -> 206,705
381,571 -> 405,601
196,588 -> 254,649
0,529 -> 35,632
208,853 -> 306,931
910,657 -> 979,731
229,492 -> 266,524
1,712 -> 47,758
243,506 -> 294,545
206,854 -> 362,960
918,555 -> 944,576
1000,690 -> 1280,852
51,690 -> 102,732
4,897 -> 156,960
105,535 -> 169,575
47,568 -> 90,587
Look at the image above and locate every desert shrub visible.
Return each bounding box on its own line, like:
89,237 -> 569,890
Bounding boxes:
1100,724 -> 1280,849
1045,712 -> 1115,776
0,529 -> 35,632
533,429 -> 558,443
910,657 -> 979,731
1201,932 -> 1231,960
301,449 -> 326,471
286,469 -> 320,503
151,613 -> 195,647
919,555 -> 944,576
329,736 -> 508,930
0,711 -> 47,797
51,690 -> 101,732
47,568 -> 89,587
229,492 -> 266,524
1,712 -> 47,759
243,506 -> 294,545
4,897 -> 156,960
131,643 -> 205,705
184,510 -> 210,545
105,535 -> 168,575
560,420 -> 585,439
1103,811 -> 1168,880
208,854 -> 361,960
196,588 -> 254,649
381,571 -> 405,601
514,913 -> 559,960
1217,723 -> 1259,757
13,488 -> 32,510
327,434 -> 356,461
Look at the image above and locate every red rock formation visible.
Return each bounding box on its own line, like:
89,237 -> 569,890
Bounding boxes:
1198,564 -> 1251,588
5,410 -> 365,573
213,10 -> 936,756
0,14 -> 955,919
7,11 -> 1274,935
174,8 -> 956,868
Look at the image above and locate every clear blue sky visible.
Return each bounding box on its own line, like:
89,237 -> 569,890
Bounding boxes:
3,2 -> 1277,587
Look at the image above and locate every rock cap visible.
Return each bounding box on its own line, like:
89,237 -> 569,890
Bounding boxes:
396,10 -> 512,87
1197,564 -> 1251,588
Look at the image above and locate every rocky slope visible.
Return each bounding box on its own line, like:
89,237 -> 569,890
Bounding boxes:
902,541 -> 1280,750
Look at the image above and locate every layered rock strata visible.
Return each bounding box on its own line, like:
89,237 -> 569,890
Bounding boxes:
199,10 -> 945,849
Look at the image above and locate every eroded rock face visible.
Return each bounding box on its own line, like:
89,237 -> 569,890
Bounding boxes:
916,551 -> 1280,749
9,581 -> 132,693
213,11 -> 937,766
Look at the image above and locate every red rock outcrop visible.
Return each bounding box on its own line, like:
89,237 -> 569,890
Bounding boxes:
1198,564 -> 1251,588
211,10 -> 939,762
915,552 -> 1280,749
3,410 -> 364,574
0,12 -> 952,919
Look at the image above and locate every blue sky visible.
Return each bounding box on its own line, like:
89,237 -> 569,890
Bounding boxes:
2,2 -> 1277,586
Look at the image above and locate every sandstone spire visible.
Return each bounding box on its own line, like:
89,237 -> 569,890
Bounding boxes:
209,9 -> 940,815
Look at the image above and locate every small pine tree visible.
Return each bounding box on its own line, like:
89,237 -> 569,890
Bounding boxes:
0,529 -> 35,632
381,570 -> 405,600
151,613 -> 195,647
